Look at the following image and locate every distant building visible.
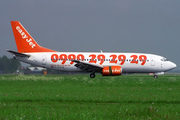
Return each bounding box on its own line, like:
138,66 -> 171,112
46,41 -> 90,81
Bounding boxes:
24,67 -> 47,75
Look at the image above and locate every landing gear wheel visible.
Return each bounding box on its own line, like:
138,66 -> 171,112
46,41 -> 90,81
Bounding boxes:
154,75 -> 158,79
90,73 -> 95,78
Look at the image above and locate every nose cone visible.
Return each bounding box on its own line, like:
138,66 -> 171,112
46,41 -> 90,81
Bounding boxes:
172,62 -> 177,69
168,62 -> 177,70
163,61 -> 177,72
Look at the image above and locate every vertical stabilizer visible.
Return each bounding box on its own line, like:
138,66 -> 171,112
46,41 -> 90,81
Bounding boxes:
11,21 -> 56,53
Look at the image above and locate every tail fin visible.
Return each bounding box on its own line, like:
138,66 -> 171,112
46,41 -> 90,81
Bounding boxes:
11,21 -> 56,53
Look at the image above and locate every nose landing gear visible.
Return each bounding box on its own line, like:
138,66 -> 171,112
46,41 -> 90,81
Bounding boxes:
154,75 -> 158,79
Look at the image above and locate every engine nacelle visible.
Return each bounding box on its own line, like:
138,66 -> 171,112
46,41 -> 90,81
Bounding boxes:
102,66 -> 122,76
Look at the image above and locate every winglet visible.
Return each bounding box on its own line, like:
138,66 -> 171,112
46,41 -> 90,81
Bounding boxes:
11,21 -> 56,53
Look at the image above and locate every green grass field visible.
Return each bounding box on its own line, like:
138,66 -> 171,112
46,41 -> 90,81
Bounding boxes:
0,74 -> 180,119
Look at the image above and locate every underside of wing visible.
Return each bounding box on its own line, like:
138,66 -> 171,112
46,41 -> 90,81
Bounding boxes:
72,60 -> 103,72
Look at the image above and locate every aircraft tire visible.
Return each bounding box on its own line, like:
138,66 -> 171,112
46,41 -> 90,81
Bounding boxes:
154,75 -> 158,79
90,73 -> 95,78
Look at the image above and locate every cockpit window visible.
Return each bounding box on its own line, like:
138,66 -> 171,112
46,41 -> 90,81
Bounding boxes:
161,58 -> 168,61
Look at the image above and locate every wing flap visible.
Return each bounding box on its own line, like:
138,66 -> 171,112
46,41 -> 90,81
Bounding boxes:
72,60 -> 103,72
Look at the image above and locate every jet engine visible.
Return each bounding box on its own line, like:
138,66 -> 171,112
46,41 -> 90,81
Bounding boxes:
102,66 -> 122,76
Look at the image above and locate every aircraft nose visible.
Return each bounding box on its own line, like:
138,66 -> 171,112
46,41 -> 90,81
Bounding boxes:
170,62 -> 177,70
172,62 -> 177,68
163,61 -> 177,72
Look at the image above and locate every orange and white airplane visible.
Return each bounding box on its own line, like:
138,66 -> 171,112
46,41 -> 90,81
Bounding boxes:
7,21 -> 176,78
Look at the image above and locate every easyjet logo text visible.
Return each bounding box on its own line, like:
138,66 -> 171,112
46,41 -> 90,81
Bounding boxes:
103,69 -> 121,73
16,26 -> 36,48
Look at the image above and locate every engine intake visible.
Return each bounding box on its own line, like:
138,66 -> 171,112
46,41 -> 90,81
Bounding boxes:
102,66 -> 122,76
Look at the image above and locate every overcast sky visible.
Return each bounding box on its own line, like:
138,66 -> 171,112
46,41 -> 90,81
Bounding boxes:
0,0 -> 180,70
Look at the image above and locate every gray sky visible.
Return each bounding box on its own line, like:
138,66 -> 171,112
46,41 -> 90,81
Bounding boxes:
0,0 -> 180,70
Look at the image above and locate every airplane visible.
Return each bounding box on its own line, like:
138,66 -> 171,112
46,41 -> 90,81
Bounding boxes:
7,21 -> 177,78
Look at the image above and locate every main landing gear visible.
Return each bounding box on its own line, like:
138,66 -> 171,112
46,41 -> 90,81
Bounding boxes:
90,73 -> 95,78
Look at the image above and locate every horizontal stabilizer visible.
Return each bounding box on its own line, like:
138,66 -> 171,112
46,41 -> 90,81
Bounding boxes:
6,49 -> 30,57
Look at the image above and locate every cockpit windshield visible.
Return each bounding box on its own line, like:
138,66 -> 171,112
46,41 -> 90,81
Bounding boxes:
161,58 -> 168,62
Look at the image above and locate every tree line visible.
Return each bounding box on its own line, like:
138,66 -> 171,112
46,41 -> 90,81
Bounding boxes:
0,55 -> 21,74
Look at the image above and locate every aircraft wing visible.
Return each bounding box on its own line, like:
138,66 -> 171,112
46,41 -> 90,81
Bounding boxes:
6,49 -> 30,57
72,60 -> 103,72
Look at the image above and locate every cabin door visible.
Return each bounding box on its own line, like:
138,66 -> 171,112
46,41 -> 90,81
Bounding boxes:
151,57 -> 155,66
42,55 -> 47,65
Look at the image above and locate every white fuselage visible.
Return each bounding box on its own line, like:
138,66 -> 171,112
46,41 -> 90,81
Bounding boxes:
9,21 -> 177,78
15,52 -> 176,74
